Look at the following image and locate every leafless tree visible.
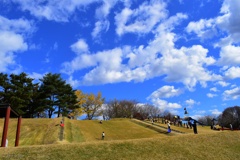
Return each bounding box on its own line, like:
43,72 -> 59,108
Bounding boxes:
220,106 -> 240,129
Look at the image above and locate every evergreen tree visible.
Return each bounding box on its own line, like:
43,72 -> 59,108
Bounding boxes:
57,84 -> 78,117
40,73 -> 77,118
0,73 -> 11,104
8,72 -> 35,116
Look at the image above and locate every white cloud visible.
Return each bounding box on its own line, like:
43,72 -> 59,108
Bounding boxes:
218,45 -> 240,66
210,87 -> 218,92
147,85 -> 182,99
218,0 -> 240,43
186,18 -> 216,39
185,99 -> 199,107
11,0 -> 100,22
224,66 -> 240,79
223,87 -> 240,100
146,85 -> 182,112
92,20 -> 110,38
217,81 -> 230,87
0,31 -> 27,54
0,16 -> 33,33
150,98 -> 182,112
160,44 -> 219,89
67,76 -> 81,88
92,0 -> 117,38
61,47 -> 123,80
62,12 -> 221,89
115,0 -> 168,36
209,109 -> 222,115
207,93 -> 217,98
0,16 -> 32,72
186,0 -> 240,46
70,39 -> 89,54
58,0 -> 223,92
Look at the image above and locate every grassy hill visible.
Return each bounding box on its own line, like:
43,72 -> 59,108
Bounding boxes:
1,118 -> 240,160
0,118 -> 60,146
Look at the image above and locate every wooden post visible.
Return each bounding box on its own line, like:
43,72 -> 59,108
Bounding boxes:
15,116 -> 22,147
1,106 -> 11,147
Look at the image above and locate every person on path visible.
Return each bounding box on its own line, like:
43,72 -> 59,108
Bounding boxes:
192,120 -> 198,134
167,121 -> 171,133
230,124 -> 233,131
102,132 -> 105,140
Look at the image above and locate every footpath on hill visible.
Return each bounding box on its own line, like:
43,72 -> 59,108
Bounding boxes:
130,119 -> 185,135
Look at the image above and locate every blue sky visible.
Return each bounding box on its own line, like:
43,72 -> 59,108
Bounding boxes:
1,0 -> 240,118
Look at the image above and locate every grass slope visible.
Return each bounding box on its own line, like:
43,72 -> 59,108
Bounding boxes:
0,118 -> 60,146
1,118 -> 240,159
64,118 -> 168,143
1,132 -> 240,160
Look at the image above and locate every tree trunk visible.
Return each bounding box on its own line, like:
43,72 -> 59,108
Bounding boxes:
48,110 -> 53,118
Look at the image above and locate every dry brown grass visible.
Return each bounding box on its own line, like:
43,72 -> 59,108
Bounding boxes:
1,118 -> 239,160
0,118 -> 60,146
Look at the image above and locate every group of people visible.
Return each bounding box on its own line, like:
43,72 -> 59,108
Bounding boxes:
165,119 -> 198,134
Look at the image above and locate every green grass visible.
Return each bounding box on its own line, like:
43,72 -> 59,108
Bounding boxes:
1,118 -> 239,160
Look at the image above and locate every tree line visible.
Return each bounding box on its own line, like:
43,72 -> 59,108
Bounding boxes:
0,72 -> 79,118
0,72 -> 163,120
0,72 -> 107,119
1,72 -> 239,128
198,106 -> 240,129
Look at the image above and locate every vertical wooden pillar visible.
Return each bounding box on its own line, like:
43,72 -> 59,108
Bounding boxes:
15,116 -> 22,147
1,106 -> 11,147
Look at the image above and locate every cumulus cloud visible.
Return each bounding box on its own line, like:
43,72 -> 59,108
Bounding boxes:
185,99 -> 200,107
223,87 -> 240,100
209,109 -> 222,115
217,81 -> 230,87
0,16 -> 32,72
58,0 -> 223,92
10,0 -> 100,22
62,10 -> 221,90
0,16 -> 33,33
186,18 -> 216,39
148,85 -> 183,99
224,66 -> 240,79
207,93 -> 217,98
186,0 -> 240,45
150,98 -> 182,112
218,0 -> 240,43
115,0 -> 167,36
210,87 -> 218,92
218,45 -> 240,66
146,85 -> 182,112
70,39 -> 89,54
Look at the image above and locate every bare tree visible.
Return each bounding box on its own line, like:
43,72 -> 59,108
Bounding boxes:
105,99 -> 137,118
197,115 -> 215,126
220,106 -> 240,129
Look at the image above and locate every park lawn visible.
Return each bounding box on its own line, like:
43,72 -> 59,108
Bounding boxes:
0,118 -> 61,146
65,118 -> 168,142
0,131 -> 240,160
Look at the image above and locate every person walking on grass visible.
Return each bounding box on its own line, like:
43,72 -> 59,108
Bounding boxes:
102,132 -> 105,140
167,121 -> 171,133
230,124 -> 233,131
